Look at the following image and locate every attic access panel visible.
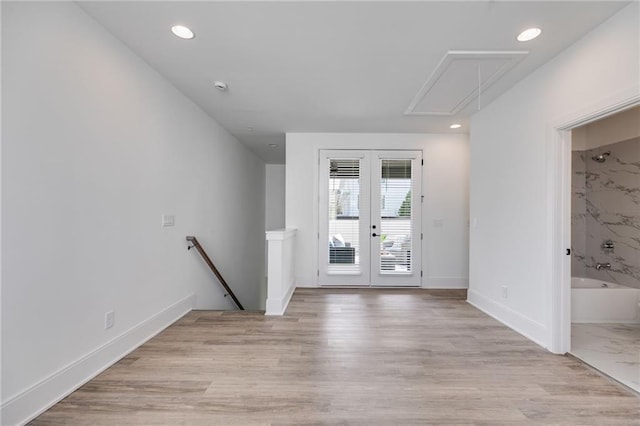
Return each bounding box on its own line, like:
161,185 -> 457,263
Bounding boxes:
405,51 -> 528,116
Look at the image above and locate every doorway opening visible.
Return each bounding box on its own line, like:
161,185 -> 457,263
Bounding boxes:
566,106 -> 640,392
318,150 -> 422,287
552,95 -> 639,353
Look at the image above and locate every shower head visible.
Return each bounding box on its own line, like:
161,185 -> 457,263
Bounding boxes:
591,151 -> 610,163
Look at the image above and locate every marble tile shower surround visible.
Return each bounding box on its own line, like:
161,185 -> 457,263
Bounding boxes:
572,137 -> 640,289
572,151 -> 587,278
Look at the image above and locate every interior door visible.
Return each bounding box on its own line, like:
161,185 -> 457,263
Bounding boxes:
318,150 -> 422,287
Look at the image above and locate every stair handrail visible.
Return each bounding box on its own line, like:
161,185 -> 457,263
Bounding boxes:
186,236 -> 245,310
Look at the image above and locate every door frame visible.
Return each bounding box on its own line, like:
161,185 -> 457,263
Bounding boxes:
549,89 -> 639,354
317,149 -> 423,287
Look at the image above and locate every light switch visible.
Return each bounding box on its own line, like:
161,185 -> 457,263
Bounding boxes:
162,214 -> 175,227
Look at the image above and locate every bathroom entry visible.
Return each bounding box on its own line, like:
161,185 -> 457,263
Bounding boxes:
318,150 -> 422,286
568,105 -> 640,392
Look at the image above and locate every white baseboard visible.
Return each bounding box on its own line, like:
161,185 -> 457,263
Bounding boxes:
467,289 -> 548,349
265,281 -> 295,315
297,278 -> 468,289
423,277 -> 469,289
1,293 -> 195,426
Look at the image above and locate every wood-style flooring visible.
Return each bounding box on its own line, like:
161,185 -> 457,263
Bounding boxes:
31,289 -> 640,425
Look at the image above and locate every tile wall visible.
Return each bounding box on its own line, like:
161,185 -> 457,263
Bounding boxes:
572,137 -> 640,289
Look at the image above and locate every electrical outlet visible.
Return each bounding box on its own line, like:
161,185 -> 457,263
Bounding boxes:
501,285 -> 508,299
105,311 -> 115,329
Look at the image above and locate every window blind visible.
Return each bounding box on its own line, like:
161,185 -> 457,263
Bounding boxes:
328,158 -> 361,272
379,159 -> 413,273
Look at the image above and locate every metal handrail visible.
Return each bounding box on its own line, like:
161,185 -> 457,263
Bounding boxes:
186,236 -> 244,310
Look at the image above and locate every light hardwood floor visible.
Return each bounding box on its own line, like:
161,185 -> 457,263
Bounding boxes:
31,289 -> 639,425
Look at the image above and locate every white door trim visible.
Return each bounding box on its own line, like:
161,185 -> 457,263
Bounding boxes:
549,85 -> 639,354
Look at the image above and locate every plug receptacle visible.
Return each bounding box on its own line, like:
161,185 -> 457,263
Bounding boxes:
501,286 -> 508,299
105,311 -> 115,329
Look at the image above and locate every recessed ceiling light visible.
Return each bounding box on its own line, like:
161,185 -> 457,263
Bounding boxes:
450,123 -> 462,129
517,27 -> 542,42
269,144 -> 278,148
171,25 -> 194,40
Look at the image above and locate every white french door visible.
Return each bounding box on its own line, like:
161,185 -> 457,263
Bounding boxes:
318,150 -> 422,287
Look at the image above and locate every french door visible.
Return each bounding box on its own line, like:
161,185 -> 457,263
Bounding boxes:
318,150 -> 422,286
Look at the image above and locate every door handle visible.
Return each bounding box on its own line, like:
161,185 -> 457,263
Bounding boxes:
372,233 -> 378,237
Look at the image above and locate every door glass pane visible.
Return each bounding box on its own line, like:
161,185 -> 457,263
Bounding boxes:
379,159 -> 412,274
328,159 -> 360,273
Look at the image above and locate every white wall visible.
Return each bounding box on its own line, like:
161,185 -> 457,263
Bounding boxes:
262,164 -> 285,308
286,133 -> 469,288
265,228 -> 297,315
0,1 -> 3,415
572,106 -> 640,150
265,164 -> 286,231
469,3 -> 639,349
1,2 -> 265,424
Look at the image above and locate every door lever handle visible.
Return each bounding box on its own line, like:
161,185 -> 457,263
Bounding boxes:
372,233 -> 378,237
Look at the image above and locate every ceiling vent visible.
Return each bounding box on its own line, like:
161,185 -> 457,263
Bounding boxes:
405,50 -> 528,116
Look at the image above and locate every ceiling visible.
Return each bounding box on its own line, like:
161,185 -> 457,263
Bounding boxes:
79,1 -> 629,163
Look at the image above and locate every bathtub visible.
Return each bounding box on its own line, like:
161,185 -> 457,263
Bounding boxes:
572,277 -> 640,323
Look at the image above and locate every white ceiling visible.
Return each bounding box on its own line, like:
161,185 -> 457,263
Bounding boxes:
79,1 -> 629,163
